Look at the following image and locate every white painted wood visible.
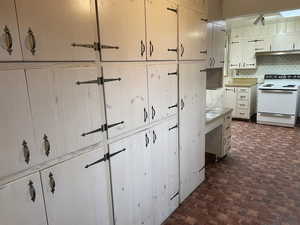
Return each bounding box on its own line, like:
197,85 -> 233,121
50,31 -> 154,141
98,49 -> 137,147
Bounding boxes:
41,148 -> 112,225
224,87 -> 237,118
271,34 -> 294,52
0,0 -> 22,61
26,69 -> 63,161
213,25 -> 226,68
15,0 -> 97,61
148,63 -> 178,123
146,0 -> 178,60
242,40 -> 256,69
0,173 -> 47,225
229,40 -> 241,69
55,67 -> 104,153
179,7 -> 207,60
102,62 -> 148,138
179,62 -> 206,202
0,70 -> 38,178
110,131 -> 153,225
98,0 -> 146,61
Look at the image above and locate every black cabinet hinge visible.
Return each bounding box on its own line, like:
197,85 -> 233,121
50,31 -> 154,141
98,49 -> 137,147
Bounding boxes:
81,121 -> 124,137
166,8 -> 178,13
76,77 -> 121,85
168,104 -> 178,109
168,71 -> 178,76
85,148 -> 126,168
169,124 -> 178,131
170,192 -> 179,200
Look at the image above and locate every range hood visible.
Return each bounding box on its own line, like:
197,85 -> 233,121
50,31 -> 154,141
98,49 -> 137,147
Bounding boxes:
256,50 -> 300,56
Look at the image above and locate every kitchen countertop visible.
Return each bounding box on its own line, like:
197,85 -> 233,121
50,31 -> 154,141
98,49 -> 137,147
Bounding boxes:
225,78 -> 258,88
206,107 -> 233,124
225,83 -> 257,87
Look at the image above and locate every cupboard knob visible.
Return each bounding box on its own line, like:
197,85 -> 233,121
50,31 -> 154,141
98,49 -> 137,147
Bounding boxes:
144,108 -> 148,123
2,26 -> 13,55
28,180 -> 36,202
43,134 -> 51,157
140,40 -> 146,57
22,140 -> 30,164
152,130 -> 157,144
181,99 -> 185,110
27,28 -> 36,55
49,172 -> 56,194
145,133 -> 149,148
151,106 -> 156,120
149,41 -> 154,57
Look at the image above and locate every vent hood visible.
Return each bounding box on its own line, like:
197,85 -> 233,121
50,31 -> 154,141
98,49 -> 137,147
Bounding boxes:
256,50 -> 300,56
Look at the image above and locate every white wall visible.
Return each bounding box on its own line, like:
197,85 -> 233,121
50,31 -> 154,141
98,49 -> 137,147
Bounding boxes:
223,0 -> 300,19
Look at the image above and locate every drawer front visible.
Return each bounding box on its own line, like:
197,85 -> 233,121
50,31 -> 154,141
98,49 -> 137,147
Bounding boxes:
224,126 -> 231,138
236,109 -> 249,119
237,100 -> 249,109
238,88 -> 249,93
237,92 -> 249,101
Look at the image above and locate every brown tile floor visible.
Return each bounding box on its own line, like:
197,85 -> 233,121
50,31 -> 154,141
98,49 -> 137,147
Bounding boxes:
164,121 -> 300,225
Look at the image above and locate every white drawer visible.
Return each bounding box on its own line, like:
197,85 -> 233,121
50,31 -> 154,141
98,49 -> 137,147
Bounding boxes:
236,109 -> 249,119
238,88 -> 249,93
237,100 -> 249,109
237,92 -> 249,101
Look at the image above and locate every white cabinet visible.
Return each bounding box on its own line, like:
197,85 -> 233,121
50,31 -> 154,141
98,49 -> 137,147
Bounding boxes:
27,66 -> 104,161
271,34 -> 295,51
0,0 -> 22,61
179,62 -> 206,202
150,118 -> 179,225
41,148 -> 112,225
0,70 -> 37,178
146,0 -> 178,60
0,173 -> 47,225
109,131 -> 153,225
179,7 -> 208,60
229,39 -> 256,69
207,23 -> 226,68
148,63 -> 178,123
15,0 -> 97,61
102,62 -> 149,138
98,0 -> 146,61
224,86 -> 257,119
179,0 -> 208,14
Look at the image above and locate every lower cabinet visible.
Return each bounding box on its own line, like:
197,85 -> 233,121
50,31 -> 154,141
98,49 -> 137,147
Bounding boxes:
110,117 -> 179,225
0,172 -> 47,225
41,148 -> 113,225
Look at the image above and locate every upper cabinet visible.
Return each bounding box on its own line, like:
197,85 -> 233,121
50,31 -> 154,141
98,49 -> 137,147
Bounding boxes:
0,0 -> 22,61
179,7 -> 208,60
146,0 -> 178,60
98,0 -> 146,61
179,0 -> 207,15
15,0 -> 97,61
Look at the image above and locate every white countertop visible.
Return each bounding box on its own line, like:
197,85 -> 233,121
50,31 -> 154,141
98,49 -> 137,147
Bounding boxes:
206,107 -> 233,124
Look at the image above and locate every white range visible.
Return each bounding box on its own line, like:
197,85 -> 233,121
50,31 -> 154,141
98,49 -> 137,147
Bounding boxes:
257,74 -> 300,127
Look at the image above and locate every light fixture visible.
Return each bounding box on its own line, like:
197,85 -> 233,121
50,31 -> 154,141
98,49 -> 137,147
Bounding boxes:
254,14 -> 265,26
280,9 -> 300,17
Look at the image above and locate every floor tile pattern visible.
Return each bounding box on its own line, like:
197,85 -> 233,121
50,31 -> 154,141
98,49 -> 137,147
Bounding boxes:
164,121 -> 300,225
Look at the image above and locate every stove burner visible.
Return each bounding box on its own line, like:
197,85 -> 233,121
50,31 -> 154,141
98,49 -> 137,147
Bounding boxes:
263,84 -> 274,87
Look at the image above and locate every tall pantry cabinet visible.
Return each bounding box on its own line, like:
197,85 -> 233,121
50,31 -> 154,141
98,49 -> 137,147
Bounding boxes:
0,0 -> 208,225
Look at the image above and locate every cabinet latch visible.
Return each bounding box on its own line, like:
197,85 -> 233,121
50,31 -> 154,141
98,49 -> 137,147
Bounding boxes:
166,8 -> 178,13
81,121 -> 124,137
169,124 -> 178,131
71,42 -> 100,51
168,104 -> 178,109
168,71 -> 178,76
76,77 -> 121,85
85,148 -> 126,168
170,192 -> 179,200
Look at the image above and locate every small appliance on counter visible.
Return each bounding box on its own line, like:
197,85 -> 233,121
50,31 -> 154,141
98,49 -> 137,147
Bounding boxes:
257,74 -> 300,127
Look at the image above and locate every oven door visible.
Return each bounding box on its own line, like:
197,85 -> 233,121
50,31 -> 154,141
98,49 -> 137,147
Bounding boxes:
257,89 -> 298,115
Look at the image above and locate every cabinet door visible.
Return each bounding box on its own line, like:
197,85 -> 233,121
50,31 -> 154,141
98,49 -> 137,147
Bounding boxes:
0,173 -> 47,225
254,38 -> 270,53
0,70 -> 37,178
271,34 -> 294,52
15,0 -> 97,61
207,23 -> 214,68
179,62 -> 206,202
0,0 -> 22,61
102,63 -> 148,138
55,67 -> 105,153
148,63 -> 178,123
146,0 -> 178,60
98,0 -> 146,61
179,7 -> 207,60
242,40 -> 256,69
229,40 -> 242,69
26,69 -> 63,161
213,25 -> 226,68
41,148 -> 112,225
224,87 -> 237,117
110,131 -> 153,225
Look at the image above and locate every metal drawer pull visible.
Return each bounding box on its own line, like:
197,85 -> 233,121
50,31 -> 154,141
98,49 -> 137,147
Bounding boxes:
180,43 -> 184,57
145,133 -> 149,148
3,26 -> 13,55
168,71 -> 178,76
152,130 -> 157,144
149,41 -> 154,56
28,180 -> 36,202
255,48 -> 264,51
166,7 -> 178,13
169,124 -> 178,131
168,48 -> 178,52
49,172 -> 56,194
100,44 -> 119,50
27,28 -> 36,55
261,90 -> 294,94
260,112 -> 292,118
151,106 -> 156,119
76,77 -> 121,85
144,108 -> 148,123
22,140 -> 30,164
141,40 -> 146,56
230,64 -> 238,67
168,104 -> 178,109
71,42 -> 100,51
43,134 -> 50,157
200,50 -> 207,54
82,127 -> 105,137
181,99 -> 185,110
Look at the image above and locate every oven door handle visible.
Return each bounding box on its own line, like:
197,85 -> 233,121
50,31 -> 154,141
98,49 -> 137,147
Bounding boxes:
260,112 -> 293,118
260,90 -> 295,94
